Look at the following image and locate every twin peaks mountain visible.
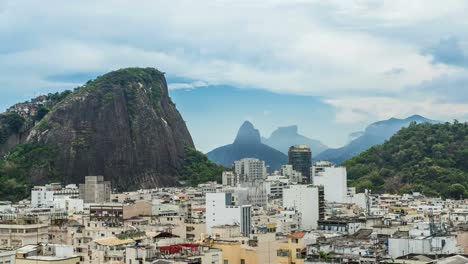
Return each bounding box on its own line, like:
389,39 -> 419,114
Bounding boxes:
0,68 -> 195,193
208,115 -> 437,170
262,125 -> 328,155
316,115 -> 438,164
207,121 -> 287,171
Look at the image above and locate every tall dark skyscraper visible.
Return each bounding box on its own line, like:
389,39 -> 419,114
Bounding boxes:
288,145 -> 312,182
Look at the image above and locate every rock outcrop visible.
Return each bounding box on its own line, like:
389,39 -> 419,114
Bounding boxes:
23,68 -> 194,190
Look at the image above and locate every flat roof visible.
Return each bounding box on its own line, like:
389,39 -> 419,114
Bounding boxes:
95,237 -> 135,246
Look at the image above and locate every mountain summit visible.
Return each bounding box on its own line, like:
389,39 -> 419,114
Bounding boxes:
207,121 -> 287,170
262,125 -> 328,155
234,121 -> 261,144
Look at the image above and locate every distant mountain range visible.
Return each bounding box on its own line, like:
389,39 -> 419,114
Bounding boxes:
261,125 -> 328,155
315,115 -> 439,164
207,115 -> 438,170
206,121 -> 287,171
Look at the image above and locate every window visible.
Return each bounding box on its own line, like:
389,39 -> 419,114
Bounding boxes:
241,259 -> 245,264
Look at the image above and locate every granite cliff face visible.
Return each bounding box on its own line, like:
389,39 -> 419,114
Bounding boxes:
26,68 -> 194,190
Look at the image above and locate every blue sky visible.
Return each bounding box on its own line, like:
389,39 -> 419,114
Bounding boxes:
1,0 -> 468,151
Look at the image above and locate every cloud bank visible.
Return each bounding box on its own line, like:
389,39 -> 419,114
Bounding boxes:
1,0 -> 468,123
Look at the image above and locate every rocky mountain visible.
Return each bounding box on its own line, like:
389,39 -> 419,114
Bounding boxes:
207,121 -> 287,171
316,115 -> 438,164
344,121 -> 468,198
0,68 -> 195,197
262,125 -> 328,155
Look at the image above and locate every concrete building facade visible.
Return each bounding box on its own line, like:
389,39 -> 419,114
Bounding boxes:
312,161 -> 347,203
79,176 -> 111,204
288,145 -> 312,183
283,185 -> 321,230
206,192 -> 252,236
234,158 -> 267,182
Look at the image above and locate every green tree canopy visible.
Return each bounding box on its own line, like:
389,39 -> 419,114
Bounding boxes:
343,121 -> 468,199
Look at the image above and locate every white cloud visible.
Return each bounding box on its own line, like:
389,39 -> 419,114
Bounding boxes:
326,97 -> 468,124
1,0 -> 468,124
168,81 -> 208,90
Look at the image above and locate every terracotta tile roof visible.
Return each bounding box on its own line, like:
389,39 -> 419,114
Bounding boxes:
288,232 -> 305,239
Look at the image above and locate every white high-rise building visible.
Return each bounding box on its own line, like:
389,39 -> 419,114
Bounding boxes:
206,192 -> 252,236
31,186 -> 55,208
283,185 -> 322,230
222,171 -> 239,186
311,161 -> 347,203
31,183 -> 80,208
234,158 -> 267,182
280,164 -> 302,183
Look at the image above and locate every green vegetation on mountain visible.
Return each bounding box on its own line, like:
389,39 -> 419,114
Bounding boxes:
316,115 -> 437,164
0,68 -> 194,201
344,121 -> 468,199
0,143 -> 60,201
0,112 -> 25,144
181,147 -> 227,186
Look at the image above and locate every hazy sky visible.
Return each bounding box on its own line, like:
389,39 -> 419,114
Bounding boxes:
1,1 -> 468,151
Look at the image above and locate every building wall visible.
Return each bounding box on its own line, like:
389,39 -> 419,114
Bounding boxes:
0,224 -> 49,248
31,187 -> 54,208
123,200 -> 152,219
211,241 -> 258,264
172,222 -> 206,241
53,198 -> 84,213
16,256 -> 81,264
222,171 -> 238,186
234,158 -> 266,182
313,167 -> 347,203
0,250 -> 16,264
288,145 -> 312,181
79,176 -> 111,204
283,185 -> 319,230
206,193 -> 251,236
255,233 -> 281,264
388,236 -> 462,258
276,236 -> 305,264
457,231 -> 468,253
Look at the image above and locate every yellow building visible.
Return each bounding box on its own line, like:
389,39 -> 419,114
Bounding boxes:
276,232 -> 306,264
204,238 -> 258,264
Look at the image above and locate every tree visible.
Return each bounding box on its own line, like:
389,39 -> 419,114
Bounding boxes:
3,112 -> 25,132
343,122 -> 468,198
446,184 -> 466,200
180,147 -> 227,186
35,106 -> 50,121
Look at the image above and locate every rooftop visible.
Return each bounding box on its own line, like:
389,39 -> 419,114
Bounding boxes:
288,232 -> 305,239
